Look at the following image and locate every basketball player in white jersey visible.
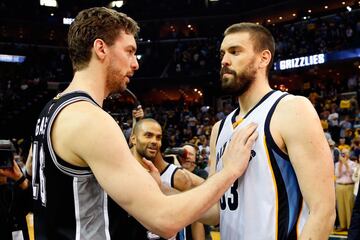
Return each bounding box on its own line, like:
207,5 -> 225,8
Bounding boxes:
205,23 -> 335,240
31,8 -> 259,239
129,118 -> 206,239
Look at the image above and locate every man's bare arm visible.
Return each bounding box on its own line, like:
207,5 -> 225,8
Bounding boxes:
274,96 -> 336,240
181,169 -> 205,188
173,159 -> 207,240
173,168 -> 193,191
191,222 -> 206,240
208,120 -> 221,177
198,120 -> 221,225
52,101 -> 257,238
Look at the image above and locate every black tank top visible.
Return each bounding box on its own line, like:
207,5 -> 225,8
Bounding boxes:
32,91 -> 127,240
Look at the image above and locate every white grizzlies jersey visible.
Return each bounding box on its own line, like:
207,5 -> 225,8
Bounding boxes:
215,90 -> 309,240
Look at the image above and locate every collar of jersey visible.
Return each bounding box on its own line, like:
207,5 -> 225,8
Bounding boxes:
231,90 -> 276,129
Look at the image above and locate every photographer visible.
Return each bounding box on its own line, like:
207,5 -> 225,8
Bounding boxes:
0,140 -> 32,240
178,143 -> 212,240
180,144 -> 209,180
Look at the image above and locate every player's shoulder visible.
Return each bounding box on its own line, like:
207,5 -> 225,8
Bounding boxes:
174,167 -> 190,180
213,119 -> 223,128
63,100 -> 115,127
173,167 -> 192,191
276,94 -> 316,118
211,119 -> 224,136
278,94 -> 312,109
274,94 -> 320,137
54,100 -> 120,144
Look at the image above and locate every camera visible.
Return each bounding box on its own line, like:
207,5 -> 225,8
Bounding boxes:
0,140 -> 15,168
163,147 -> 188,166
164,147 -> 188,158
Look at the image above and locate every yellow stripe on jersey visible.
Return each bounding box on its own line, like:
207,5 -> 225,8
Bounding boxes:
264,136 -> 279,240
232,117 -> 244,128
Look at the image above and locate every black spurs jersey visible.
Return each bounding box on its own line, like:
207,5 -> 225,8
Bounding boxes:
32,91 -> 127,240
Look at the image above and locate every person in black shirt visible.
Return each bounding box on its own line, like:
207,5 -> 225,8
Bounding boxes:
0,157 -> 32,240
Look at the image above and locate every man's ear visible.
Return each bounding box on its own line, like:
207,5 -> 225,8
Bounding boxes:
93,38 -> 107,60
259,49 -> 271,70
130,135 -> 136,146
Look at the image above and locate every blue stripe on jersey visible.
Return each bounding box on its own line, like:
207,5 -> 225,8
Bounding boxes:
264,92 -> 303,239
272,149 -> 301,236
266,142 -> 289,240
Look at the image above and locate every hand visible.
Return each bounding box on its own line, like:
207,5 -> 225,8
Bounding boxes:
132,106 -> 144,121
222,123 -> 258,177
141,157 -> 162,188
0,159 -> 23,181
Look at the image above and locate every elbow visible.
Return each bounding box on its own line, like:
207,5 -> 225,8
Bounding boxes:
208,215 -> 220,226
322,207 -> 337,234
310,200 -> 336,230
158,226 -> 178,239
327,208 -> 336,229
150,216 -> 182,238
327,193 -> 337,228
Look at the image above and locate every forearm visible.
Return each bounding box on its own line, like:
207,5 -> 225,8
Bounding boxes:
13,170 -> 30,190
299,206 -> 335,240
150,169 -> 236,237
183,169 -> 205,187
198,203 -> 220,225
191,222 -> 205,240
18,178 -> 30,190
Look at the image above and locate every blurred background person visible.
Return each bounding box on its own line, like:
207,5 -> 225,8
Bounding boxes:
335,148 -> 357,231
348,156 -> 360,239
181,143 -> 208,180
0,140 -> 32,240
329,139 -> 340,164
179,143 -> 212,240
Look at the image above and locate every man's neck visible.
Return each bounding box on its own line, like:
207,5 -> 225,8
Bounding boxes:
62,65 -> 107,107
237,78 -> 272,117
153,155 -> 169,173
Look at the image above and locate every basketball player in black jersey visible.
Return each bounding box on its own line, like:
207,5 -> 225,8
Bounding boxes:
116,118 -> 206,240
31,7 -> 258,239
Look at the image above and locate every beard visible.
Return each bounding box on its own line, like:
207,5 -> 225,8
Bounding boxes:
137,145 -> 158,161
105,61 -> 127,95
220,60 -> 257,96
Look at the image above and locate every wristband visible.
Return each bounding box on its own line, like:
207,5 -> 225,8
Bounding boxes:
24,170 -> 32,181
15,175 -> 26,186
